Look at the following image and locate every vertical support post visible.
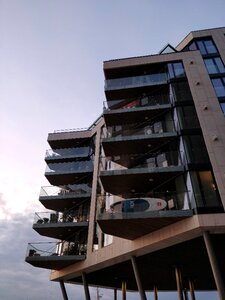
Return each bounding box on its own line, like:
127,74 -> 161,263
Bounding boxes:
184,288 -> 189,300
153,286 -> 158,300
131,256 -> 147,300
188,279 -> 196,300
175,266 -> 184,300
122,281 -> 126,300
114,288 -> 117,300
59,281 -> 69,300
82,272 -> 91,300
203,231 -> 225,300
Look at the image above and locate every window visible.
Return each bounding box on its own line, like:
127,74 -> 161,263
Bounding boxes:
212,77 -> 225,97
220,102 -> 225,114
204,57 -> 225,74
188,39 -> 217,55
168,62 -> 185,79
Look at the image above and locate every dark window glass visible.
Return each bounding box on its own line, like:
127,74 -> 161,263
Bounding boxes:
197,41 -> 207,55
204,40 -> 217,54
204,57 -> 225,74
220,102 -> 225,114
168,62 -> 185,79
212,77 -> 225,97
189,42 -> 197,51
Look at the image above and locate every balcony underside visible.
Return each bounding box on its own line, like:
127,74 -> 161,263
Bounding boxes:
48,131 -> 92,149
39,194 -> 91,211
105,84 -> 167,101
102,132 -> 177,156
68,234 -> 225,291
33,222 -> 88,240
26,255 -> 85,270
45,171 -> 93,185
103,104 -> 171,126
97,210 -> 193,240
100,166 -> 184,194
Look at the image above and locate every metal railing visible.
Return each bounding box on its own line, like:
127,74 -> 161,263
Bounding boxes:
26,241 -> 87,257
40,184 -> 91,198
103,94 -> 170,110
45,160 -> 94,173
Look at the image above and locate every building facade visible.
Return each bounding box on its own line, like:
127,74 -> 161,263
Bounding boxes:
26,27 -> 225,300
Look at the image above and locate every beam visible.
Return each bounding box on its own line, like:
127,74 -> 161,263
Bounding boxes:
188,279 -> 196,300
131,256 -> 147,300
59,281 -> 68,300
122,281 -> 126,300
82,272 -> 91,300
175,266 -> 184,300
203,231 -> 225,300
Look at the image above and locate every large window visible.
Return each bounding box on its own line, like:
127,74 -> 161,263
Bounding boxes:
212,77 -> 225,97
188,39 -> 218,55
168,62 -> 185,79
204,57 -> 225,74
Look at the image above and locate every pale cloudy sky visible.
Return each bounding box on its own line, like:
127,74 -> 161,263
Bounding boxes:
0,0 -> 225,299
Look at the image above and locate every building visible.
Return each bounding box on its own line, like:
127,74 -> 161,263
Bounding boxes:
26,27 -> 225,300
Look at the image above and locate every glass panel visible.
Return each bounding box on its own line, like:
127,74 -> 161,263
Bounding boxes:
204,58 -> 218,74
214,57 -> 225,73
220,102 -> 225,114
189,42 -> 197,51
199,171 -> 220,207
212,78 -> 225,97
197,41 -> 207,55
204,40 -> 217,54
46,161 -> 93,173
173,62 -> 185,78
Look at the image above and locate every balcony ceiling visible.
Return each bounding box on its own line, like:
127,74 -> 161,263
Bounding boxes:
104,104 -> 171,126
45,171 -> 93,186
26,255 -> 85,270
97,210 -> 193,240
33,222 -> 88,240
102,133 -> 177,156
68,234 -> 225,291
39,194 -> 91,212
100,166 -> 184,194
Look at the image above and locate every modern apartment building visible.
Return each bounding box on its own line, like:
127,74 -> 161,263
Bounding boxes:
26,27 -> 225,300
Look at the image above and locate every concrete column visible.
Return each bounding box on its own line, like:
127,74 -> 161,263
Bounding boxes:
188,279 -> 196,300
153,286 -> 158,300
59,281 -> 68,300
122,281 -> 126,300
82,272 -> 91,300
114,288 -> 117,300
203,231 -> 225,300
131,256 -> 147,300
175,266 -> 184,300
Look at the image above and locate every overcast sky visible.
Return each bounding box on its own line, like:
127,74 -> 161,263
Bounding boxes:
0,1 -> 225,299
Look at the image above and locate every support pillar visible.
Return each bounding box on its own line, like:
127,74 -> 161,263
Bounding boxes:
131,256 -> 147,300
153,286 -> 158,300
114,288 -> 117,300
82,272 -> 91,300
175,266 -> 184,300
122,281 -> 126,300
59,281 -> 68,300
203,231 -> 225,300
188,280 -> 196,300
184,288 -> 189,300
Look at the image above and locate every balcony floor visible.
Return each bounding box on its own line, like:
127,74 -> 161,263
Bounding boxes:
97,210 -> 193,240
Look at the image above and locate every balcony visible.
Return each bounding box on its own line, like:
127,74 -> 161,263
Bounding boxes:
33,211 -> 89,240
102,120 -> 176,156
45,146 -> 92,162
45,160 -> 94,185
39,184 -> 91,211
97,191 -> 193,240
25,241 -> 86,270
100,151 -> 184,194
105,73 -> 168,100
103,97 -> 172,127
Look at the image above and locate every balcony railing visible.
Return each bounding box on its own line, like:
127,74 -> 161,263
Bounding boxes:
26,241 -> 87,257
40,184 -> 91,198
45,147 -> 91,160
105,120 -> 175,138
105,73 -> 168,91
103,94 -> 170,110
102,151 -> 183,171
34,210 -> 89,224
97,190 -> 192,213
45,160 -> 94,174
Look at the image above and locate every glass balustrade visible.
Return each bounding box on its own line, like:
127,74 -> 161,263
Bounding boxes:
105,73 -> 168,90
45,147 -> 91,159
106,120 -> 175,138
45,160 -> 94,173
103,94 -> 170,110
34,209 -> 89,224
40,184 -> 92,198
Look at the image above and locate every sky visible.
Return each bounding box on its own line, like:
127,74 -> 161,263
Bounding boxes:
0,0 -> 225,299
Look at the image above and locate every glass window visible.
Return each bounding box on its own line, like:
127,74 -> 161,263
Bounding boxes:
220,102 -> 225,114
196,39 -> 218,55
212,77 -> 225,97
204,57 -> 225,74
197,41 -> 207,55
189,42 -> 197,51
168,62 -> 185,79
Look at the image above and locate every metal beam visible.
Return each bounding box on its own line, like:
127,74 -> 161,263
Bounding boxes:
82,272 -> 91,300
153,286 -> 158,300
114,288 -> 117,300
59,281 -> 69,300
122,281 -> 126,300
203,231 -> 225,300
188,279 -> 196,300
131,256 -> 147,300
175,266 -> 184,300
